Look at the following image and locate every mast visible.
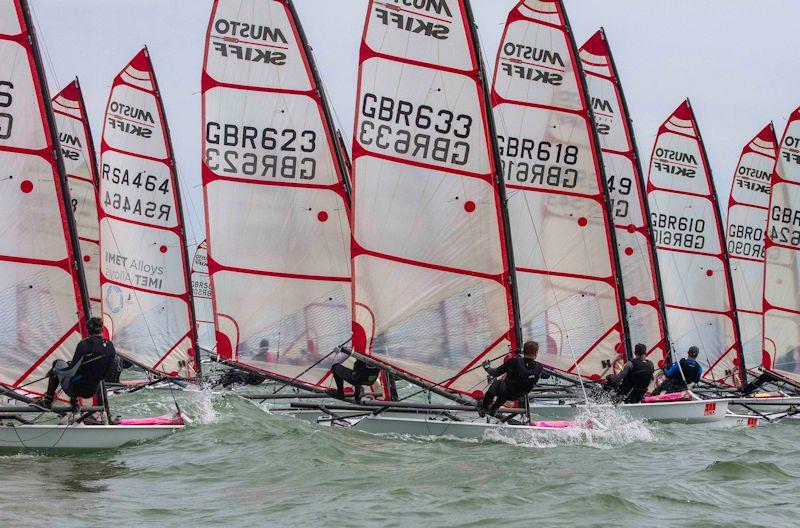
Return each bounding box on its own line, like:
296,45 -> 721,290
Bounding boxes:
23,1 -> 91,326
725,124 -> 776,372
579,28 -> 669,365
762,107 -> 800,383
490,0 -> 629,381
646,99 -> 745,388
285,0 -> 352,202
146,47 -> 202,377
463,0 -> 523,353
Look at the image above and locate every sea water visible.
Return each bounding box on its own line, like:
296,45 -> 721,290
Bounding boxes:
1,387 -> 797,527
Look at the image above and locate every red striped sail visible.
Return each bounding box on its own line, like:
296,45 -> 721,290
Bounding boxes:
763,107 -> 800,382
351,0 -> 518,398
99,49 -> 199,377
0,0 -> 88,395
725,124 -> 776,371
646,100 -> 745,387
52,79 -> 102,316
579,29 -> 670,368
191,240 -> 215,351
202,0 -> 354,391
491,1 -> 628,380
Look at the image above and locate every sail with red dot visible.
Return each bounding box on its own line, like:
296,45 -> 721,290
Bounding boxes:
202,0 -> 355,391
350,0 -> 519,398
579,29 -> 670,370
99,48 -> 199,378
646,100 -> 745,388
491,1 -> 628,381
725,124 -> 776,371
52,79 -> 102,317
0,0 -> 89,395
763,108 -> 800,382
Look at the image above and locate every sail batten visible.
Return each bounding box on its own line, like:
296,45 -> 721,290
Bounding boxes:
202,0 -> 354,391
763,107 -> 800,382
490,1 -> 628,381
99,48 -> 198,377
647,100 -> 745,387
350,0 -> 518,397
0,0 -> 88,394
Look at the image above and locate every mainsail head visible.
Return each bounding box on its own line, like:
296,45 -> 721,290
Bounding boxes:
350,0 -> 518,398
202,0 -> 354,391
647,100 -> 745,388
99,48 -> 199,377
726,124 -> 776,371
491,1 -> 628,381
579,29 -> 670,369
0,0 -> 88,395
52,79 -> 102,317
763,107 -> 800,382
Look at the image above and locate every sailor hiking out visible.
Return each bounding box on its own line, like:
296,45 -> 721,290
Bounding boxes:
478,341 -> 549,416
652,346 -> 703,395
604,343 -> 654,403
38,317 -> 119,411
329,347 -> 380,403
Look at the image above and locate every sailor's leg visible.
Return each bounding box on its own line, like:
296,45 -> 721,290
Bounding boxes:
331,364 -> 346,399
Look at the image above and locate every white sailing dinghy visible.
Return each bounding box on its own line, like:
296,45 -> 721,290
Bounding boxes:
491,8 -> 726,423
201,0 -> 377,397
191,240 -> 216,353
332,0 -> 603,440
51,78 -> 102,317
0,0 -> 184,449
99,48 -> 201,381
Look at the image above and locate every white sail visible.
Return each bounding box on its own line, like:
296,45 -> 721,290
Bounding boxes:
202,0 -> 354,391
350,0 -> 519,397
579,29 -> 669,368
491,1 -> 628,380
99,49 -> 198,377
725,124 -> 776,371
191,240 -> 215,351
763,107 -> 800,381
0,0 -> 88,395
647,100 -> 744,387
52,79 -> 102,316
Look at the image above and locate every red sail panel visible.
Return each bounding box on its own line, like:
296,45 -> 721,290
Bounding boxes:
0,0 -> 87,394
202,0 -> 354,391
491,1 -> 627,380
52,79 -> 102,316
99,49 -> 198,377
351,0 -> 517,397
579,29 -> 669,368
646,100 -> 745,387
191,240 -> 215,351
726,124 -> 776,370
763,108 -> 800,381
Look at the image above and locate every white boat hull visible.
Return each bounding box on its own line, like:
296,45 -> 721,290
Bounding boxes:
0,423 -> 183,450
729,396 -> 800,415
529,399 -> 729,423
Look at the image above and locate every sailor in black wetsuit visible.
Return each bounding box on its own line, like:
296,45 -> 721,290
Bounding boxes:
39,317 -> 118,410
329,347 -> 380,403
605,343 -> 655,403
652,346 -> 703,395
478,340 -> 548,416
